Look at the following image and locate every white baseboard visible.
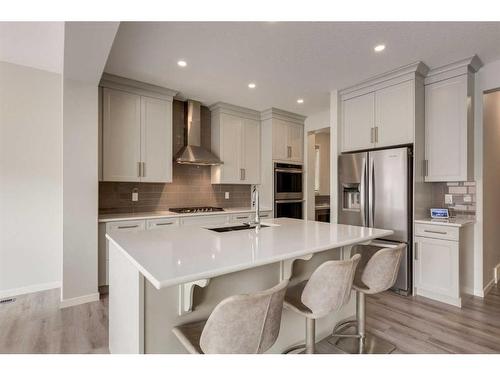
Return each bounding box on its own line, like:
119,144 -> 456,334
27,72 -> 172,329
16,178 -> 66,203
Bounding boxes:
0,281 -> 61,299
60,292 -> 100,309
477,279 -> 495,298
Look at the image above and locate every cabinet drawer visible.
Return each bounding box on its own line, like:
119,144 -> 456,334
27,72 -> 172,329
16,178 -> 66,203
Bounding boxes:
415,223 -> 458,241
146,217 -> 180,230
181,215 -> 230,227
107,219 -> 146,232
232,213 -> 252,223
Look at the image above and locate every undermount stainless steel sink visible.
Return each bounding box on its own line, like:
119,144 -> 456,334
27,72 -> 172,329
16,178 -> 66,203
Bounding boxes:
206,224 -> 270,233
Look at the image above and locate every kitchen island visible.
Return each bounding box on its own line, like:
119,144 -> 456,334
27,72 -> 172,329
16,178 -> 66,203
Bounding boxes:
106,217 -> 393,353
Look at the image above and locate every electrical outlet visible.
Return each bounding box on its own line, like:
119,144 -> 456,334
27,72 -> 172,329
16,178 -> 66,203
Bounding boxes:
444,194 -> 453,204
225,192 -> 230,199
132,188 -> 139,202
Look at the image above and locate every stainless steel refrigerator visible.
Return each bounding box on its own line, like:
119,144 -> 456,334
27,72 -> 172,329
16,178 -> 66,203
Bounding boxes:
338,146 -> 412,295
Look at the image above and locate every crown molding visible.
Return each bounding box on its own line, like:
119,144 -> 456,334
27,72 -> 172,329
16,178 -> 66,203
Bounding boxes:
100,73 -> 178,100
209,102 -> 261,121
425,55 -> 483,85
260,107 -> 306,124
340,61 -> 429,97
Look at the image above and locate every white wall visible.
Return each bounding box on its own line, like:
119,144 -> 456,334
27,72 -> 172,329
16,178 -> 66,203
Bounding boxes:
476,58 -> 500,291
60,22 -> 119,307
61,79 -> 100,306
305,109 -> 329,132
0,62 -> 62,297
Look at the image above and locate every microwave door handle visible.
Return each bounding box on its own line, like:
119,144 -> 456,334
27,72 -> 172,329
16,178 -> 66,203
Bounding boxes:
359,158 -> 366,227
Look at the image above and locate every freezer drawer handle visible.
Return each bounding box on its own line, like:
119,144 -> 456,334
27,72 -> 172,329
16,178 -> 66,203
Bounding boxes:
423,229 -> 447,235
156,222 -> 174,226
117,225 -> 139,229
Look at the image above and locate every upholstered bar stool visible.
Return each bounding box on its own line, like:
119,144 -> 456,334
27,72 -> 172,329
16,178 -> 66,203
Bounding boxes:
172,280 -> 288,354
330,244 -> 404,354
282,254 -> 361,354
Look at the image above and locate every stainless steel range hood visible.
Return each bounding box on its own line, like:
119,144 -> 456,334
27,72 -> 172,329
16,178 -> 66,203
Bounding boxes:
174,100 -> 223,166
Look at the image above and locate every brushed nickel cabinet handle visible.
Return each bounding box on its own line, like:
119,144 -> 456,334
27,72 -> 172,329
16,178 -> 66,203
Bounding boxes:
240,168 -> 244,180
375,126 -> 379,143
142,162 -> 146,177
424,229 -> 447,235
138,162 -> 142,178
117,225 -> 139,229
156,222 -> 173,226
287,146 -> 292,158
424,160 -> 428,177
414,243 -> 418,261
236,216 -> 248,220
370,128 -> 374,143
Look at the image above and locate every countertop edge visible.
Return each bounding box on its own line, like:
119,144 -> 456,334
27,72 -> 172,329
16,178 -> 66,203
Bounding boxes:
414,219 -> 476,228
106,226 -> 394,290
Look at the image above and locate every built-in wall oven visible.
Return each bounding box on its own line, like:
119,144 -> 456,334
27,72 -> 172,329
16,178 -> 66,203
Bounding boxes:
274,163 -> 303,219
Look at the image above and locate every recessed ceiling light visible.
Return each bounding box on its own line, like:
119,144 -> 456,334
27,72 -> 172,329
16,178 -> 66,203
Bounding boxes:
248,82 -> 256,89
374,44 -> 386,52
297,98 -> 304,104
177,60 -> 187,67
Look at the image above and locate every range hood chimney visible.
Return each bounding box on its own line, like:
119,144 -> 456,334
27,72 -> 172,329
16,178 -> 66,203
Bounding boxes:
174,100 -> 223,166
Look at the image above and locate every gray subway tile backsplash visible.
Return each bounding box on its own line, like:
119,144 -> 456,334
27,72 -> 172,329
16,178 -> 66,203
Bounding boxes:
431,181 -> 476,218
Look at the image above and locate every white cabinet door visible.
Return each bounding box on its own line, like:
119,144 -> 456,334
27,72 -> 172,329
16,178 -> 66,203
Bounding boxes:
375,81 -> 414,147
140,96 -> 173,183
414,236 -> 459,301
220,113 -> 243,182
272,119 -> 289,160
102,88 -> 141,181
242,118 -> 260,183
342,92 -> 375,152
425,75 -> 468,182
288,122 -> 304,162
181,215 -> 230,227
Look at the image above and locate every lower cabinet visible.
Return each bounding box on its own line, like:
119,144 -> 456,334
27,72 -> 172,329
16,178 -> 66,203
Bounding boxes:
414,236 -> 459,305
414,222 -> 474,307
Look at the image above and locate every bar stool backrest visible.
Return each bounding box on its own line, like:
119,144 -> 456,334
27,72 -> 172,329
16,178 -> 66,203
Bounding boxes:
361,244 -> 404,294
200,280 -> 289,354
301,254 -> 361,319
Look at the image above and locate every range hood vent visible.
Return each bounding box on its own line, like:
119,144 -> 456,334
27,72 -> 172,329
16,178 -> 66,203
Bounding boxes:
174,100 -> 223,166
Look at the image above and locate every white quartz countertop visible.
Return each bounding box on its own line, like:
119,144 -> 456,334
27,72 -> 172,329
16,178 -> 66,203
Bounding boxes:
98,207 -> 272,223
106,218 -> 393,289
414,218 -> 475,227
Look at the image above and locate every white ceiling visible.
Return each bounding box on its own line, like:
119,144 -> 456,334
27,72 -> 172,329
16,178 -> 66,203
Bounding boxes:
105,22 -> 500,116
98,22 -> 500,116
0,22 -> 64,74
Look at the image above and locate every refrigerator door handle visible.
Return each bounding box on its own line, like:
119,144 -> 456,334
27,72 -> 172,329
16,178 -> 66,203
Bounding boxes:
368,156 -> 375,227
359,157 -> 367,227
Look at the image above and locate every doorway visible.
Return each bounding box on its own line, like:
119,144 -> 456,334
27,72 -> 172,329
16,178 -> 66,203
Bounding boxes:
306,128 -> 330,222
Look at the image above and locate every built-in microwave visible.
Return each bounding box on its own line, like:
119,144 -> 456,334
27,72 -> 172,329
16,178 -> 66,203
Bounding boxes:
274,163 -> 303,219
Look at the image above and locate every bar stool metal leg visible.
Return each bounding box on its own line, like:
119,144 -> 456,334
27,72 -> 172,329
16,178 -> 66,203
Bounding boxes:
330,291 -> 396,354
305,318 -> 315,354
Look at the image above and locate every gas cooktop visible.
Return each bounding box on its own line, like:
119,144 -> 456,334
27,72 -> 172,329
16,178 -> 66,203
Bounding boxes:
169,206 -> 224,214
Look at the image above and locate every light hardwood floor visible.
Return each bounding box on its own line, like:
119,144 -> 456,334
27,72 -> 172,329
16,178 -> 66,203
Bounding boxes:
1,285 -> 499,354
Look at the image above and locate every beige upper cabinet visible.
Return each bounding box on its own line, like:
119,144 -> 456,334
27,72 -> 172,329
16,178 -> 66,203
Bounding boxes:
341,92 -> 375,152
272,118 -> 304,162
375,80 -> 414,148
423,57 -> 482,182
102,88 -> 142,182
210,103 -> 261,184
340,62 -> 429,153
140,96 -> 173,183
100,75 -> 176,183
